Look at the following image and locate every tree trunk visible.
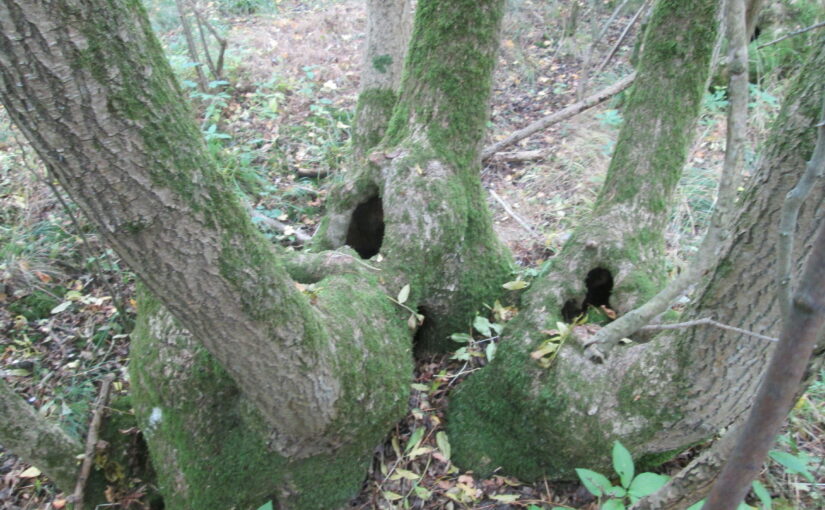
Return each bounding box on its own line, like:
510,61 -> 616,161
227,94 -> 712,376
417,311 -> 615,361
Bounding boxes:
0,379 -> 81,491
314,0 -> 514,352
0,0 -> 412,507
448,28 -> 825,482
352,0 -> 412,156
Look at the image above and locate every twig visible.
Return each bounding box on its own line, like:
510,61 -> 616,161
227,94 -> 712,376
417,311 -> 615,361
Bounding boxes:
189,1 -> 228,80
777,97 -> 825,321
757,20 -> 825,49
577,0 -> 630,99
595,0 -> 650,76
482,73 -> 635,159
488,188 -> 540,238
488,149 -> 547,162
174,0 -> 207,92
243,200 -> 312,243
72,374 -> 116,510
639,317 -> 778,343
297,167 -> 331,179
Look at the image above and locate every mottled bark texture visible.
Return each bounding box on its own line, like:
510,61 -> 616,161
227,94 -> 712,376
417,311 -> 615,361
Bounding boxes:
448,27 -> 825,483
0,379 -> 81,491
315,0 -> 514,352
352,0 -> 412,155
0,0 -> 412,507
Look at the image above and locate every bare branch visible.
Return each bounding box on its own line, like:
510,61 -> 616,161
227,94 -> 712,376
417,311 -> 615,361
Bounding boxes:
72,374 -> 115,510
488,188 -> 541,238
777,98 -> 825,320
595,0 -> 651,76
482,73 -> 635,160
640,317 -> 778,343
757,20 -> 825,49
577,0 -> 631,99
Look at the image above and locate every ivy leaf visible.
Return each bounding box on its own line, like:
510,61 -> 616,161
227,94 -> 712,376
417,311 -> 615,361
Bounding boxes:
612,441 -> 635,488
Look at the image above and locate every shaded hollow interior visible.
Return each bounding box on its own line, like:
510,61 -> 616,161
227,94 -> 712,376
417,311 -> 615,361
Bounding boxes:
346,195 -> 385,259
561,267 -> 614,322
412,306 -> 431,357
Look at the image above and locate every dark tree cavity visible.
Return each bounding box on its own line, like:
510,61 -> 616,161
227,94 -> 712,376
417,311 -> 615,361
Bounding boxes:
345,194 -> 385,259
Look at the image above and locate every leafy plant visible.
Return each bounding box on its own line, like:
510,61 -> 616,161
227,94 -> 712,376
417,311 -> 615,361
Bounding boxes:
575,441 -> 671,509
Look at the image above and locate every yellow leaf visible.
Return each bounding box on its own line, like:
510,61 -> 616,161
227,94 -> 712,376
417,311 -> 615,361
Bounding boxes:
19,466 -> 41,478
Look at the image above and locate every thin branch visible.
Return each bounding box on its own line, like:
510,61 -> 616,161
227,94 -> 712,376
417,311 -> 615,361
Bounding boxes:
482,73 -> 635,159
640,317 -> 778,343
777,97 -> 825,321
174,0 -> 207,92
488,188 -> 541,238
595,0 -> 650,76
72,374 -> 115,510
242,200 -> 312,243
757,20 -> 825,49
577,0 -> 630,99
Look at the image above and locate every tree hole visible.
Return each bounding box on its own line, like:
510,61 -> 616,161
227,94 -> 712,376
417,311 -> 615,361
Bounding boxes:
346,195 -> 384,259
412,306 -> 431,358
583,268 -> 613,308
560,268 -> 614,322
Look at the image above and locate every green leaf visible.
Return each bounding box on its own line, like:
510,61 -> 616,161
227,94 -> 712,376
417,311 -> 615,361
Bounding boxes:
256,502 -> 273,510
751,480 -> 771,510
612,441 -> 634,488
414,486 -> 432,500
383,491 -> 403,501
769,450 -> 815,482
411,383 -> 429,392
502,280 -> 529,290
450,333 -> 473,343
628,472 -> 670,502
405,428 -> 424,453
473,316 -> 493,337
605,485 -> 626,498
686,500 -> 705,510
575,468 -> 613,497
486,342 -> 497,361
490,494 -> 520,502
436,431 -> 451,460
397,284 -> 410,304
602,499 -> 626,510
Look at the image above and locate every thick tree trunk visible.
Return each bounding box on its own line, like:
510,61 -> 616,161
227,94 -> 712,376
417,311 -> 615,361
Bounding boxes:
0,379 -> 81,491
448,28 -> 825,482
0,0 -> 413,506
315,0 -> 514,351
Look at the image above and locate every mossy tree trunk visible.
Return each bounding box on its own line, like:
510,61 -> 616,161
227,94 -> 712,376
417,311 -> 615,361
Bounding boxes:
0,379 -> 81,491
0,0 -> 412,507
315,0 -> 514,351
448,28 -> 825,483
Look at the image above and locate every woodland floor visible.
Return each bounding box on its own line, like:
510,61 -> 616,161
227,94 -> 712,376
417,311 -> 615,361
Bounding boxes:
1,1 -> 823,509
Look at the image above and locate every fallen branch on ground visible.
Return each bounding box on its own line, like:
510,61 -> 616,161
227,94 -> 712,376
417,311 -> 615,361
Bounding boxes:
482,73 -> 635,160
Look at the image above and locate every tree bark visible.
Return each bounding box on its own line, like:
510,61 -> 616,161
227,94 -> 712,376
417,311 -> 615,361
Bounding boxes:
315,0 -> 514,351
352,0 -> 412,156
0,1 -> 414,506
449,27 -> 825,482
0,379 -> 81,492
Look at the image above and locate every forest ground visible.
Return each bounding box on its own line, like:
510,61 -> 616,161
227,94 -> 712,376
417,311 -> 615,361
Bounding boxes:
1,1 -> 823,509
